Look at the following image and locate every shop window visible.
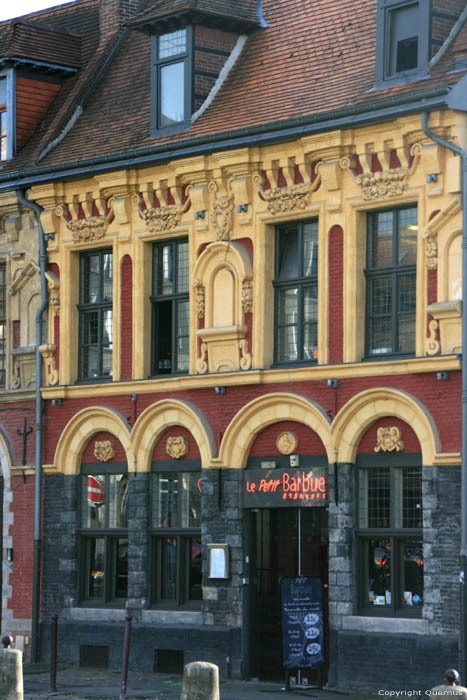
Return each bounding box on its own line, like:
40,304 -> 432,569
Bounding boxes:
78,249 -> 113,381
151,239 -> 189,375
151,28 -> 192,134
150,468 -> 202,607
375,1 -> 430,85
365,206 -> 417,358
79,469 -> 128,605
357,463 -> 423,616
0,263 -> 5,386
274,219 -> 318,364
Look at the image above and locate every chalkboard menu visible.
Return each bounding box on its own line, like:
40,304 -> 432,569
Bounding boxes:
281,577 -> 325,670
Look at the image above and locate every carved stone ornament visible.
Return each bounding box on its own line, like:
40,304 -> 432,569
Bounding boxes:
133,195 -> 183,233
45,272 -> 60,315
254,173 -> 314,215
239,338 -> 252,370
55,204 -> 113,243
354,169 -> 408,200
197,342 -> 208,374
11,359 -> 20,389
195,285 -> 205,318
166,436 -> 189,460
374,427 -> 404,453
208,182 -> 234,241
426,238 -> 438,270
426,318 -> 440,356
241,281 -> 253,313
94,440 -> 116,462
39,344 -> 59,386
276,431 -> 299,455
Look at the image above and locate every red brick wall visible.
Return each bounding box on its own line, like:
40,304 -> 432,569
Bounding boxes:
120,255 -> 132,381
152,426 -> 201,461
81,430 -> 127,463
357,418 -> 420,453
328,225 -> 343,364
249,420 -> 326,456
8,474 -> 35,618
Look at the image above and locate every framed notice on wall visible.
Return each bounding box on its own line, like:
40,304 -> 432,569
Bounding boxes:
207,544 -> 230,579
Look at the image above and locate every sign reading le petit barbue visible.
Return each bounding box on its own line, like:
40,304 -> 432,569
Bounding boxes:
243,467 -> 327,508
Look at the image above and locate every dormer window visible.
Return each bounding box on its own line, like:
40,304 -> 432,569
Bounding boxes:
151,28 -> 192,133
0,77 -> 7,161
375,0 -> 430,85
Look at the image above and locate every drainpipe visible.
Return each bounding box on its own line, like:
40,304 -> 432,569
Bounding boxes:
16,189 -> 48,664
421,112 -> 467,683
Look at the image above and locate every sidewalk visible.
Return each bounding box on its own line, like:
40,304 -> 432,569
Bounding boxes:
23,665 -> 381,700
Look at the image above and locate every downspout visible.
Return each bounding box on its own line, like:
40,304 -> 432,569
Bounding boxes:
421,112 -> 467,683
16,189 -> 48,663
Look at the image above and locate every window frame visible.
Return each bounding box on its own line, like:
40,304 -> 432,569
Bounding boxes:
355,456 -> 423,618
150,26 -> 193,135
375,0 -> 431,86
273,218 -> 319,366
79,464 -> 129,607
0,262 -> 6,387
149,461 -> 202,609
150,238 -> 189,376
77,248 -> 113,382
0,69 -> 15,161
364,205 -> 417,359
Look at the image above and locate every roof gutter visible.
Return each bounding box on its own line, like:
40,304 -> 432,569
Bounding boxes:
0,86 -> 450,193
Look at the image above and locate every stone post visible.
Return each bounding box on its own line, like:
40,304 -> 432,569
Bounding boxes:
180,661 -> 219,700
0,648 -> 23,700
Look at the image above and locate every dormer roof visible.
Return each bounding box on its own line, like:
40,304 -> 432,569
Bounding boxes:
0,20 -> 81,72
129,0 -> 260,33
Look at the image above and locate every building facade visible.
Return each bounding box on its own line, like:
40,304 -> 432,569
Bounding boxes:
1,0 -> 467,691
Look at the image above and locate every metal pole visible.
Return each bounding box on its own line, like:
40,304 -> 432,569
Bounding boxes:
50,614 -> 58,692
119,615 -> 132,700
16,189 -> 49,664
421,113 -> 467,682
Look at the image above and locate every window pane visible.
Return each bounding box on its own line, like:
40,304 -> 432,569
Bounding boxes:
403,541 -> 423,606
303,285 -> 318,360
368,277 -> 393,355
159,29 -> 186,59
277,287 -> 298,326
189,537 -> 202,600
88,538 -> 105,599
403,468 -> 422,528
398,208 -> 417,266
369,211 -> 393,268
368,539 -> 391,606
277,288 -> 298,362
82,255 -> 100,304
160,62 -> 185,127
82,475 -> 106,528
153,473 -> 179,527
108,475 -> 128,528
154,300 -> 172,373
155,244 -> 174,296
278,229 -> 299,280
114,537 -> 128,599
302,222 -> 318,277
177,241 -> 189,293
368,468 -> 390,528
176,300 -> 189,372
102,253 -> 113,300
180,472 -> 201,528
161,537 -> 177,599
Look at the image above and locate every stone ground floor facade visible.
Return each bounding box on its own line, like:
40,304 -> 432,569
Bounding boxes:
38,376 -> 463,692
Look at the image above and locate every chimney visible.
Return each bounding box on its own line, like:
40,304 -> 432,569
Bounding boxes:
99,0 -> 141,37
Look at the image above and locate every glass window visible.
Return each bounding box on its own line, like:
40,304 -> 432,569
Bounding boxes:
274,220 -> 318,364
0,77 -> 7,161
150,469 -> 202,606
0,263 -> 5,386
151,239 -> 189,375
153,28 -> 191,131
357,464 -> 423,615
78,250 -> 113,380
80,472 -> 128,604
365,206 -> 417,357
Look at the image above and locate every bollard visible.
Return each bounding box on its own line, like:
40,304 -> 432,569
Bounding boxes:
0,646 -> 23,700
179,661 -> 219,700
50,614 -> 58,692
119,615 -> 132,700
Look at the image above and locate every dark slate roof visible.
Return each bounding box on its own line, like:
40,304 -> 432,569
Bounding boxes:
0,0 -> 466,182
0,20 -> 81,68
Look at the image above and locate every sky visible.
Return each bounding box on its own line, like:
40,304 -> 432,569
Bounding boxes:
0,0 -> 75,21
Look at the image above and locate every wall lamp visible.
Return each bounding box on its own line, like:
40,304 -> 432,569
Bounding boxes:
327,379 -> 339,388
436,371 -> 449,381
194,211 -> 205,220
51,398 -> 62,406
214,386 -> 226,395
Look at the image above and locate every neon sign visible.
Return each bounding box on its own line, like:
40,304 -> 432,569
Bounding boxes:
243,467 -> 328,508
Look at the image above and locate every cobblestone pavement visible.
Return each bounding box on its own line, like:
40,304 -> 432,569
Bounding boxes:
23,665 -> 381,700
